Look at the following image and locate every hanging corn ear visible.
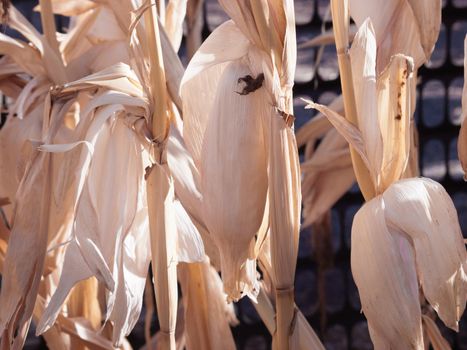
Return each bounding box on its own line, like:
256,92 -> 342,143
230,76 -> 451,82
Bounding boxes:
181,2 -> 304,348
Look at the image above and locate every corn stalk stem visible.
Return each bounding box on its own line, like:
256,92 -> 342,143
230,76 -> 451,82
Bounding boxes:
254,281 -> 326,350
144,2 -> 176,350
144,0 -> 168,142
330,0 -> 375,201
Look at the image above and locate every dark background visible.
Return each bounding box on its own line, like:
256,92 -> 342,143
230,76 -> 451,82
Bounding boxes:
3,0 -> 467,349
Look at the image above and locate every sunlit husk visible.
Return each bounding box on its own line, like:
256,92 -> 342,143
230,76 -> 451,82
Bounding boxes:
201,58 -> 268,301
383,178 -> 467,330
178,260 -> 237,350
301,128 -> 354,227
351,192 -> 423,349
349,0 -> 429,73
352,177 -> 467,349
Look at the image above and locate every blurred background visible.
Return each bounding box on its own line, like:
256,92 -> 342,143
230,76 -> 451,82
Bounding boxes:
5,0 -> 467,349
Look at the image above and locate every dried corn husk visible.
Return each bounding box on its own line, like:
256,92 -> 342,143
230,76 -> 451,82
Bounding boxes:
215,2 -> 302,348
178,260 -> 237,350
307,18 -> 413,194
308,15 -> 466,349
181,19 -> 267,301
422,315 -> 451,350
301,129 -> 354,227
349,0 -> 440,73
352,178 -> 467,348
201,58 -> 268,301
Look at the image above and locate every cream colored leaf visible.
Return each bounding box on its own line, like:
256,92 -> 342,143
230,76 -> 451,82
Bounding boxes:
35,0 -> 97,16
377,54 -> 413,192
349,0 -> 426,72
304,99 -> 372,174
422,315 -> 451,350
349,19 -> 382,184
178,261 -> 237,350
201,59 -> 267,301
351,196 -> 423,349
405,0 -> 442,60
165,0 -> 188,51
173,200 -> 205,263
383,178 -> 467,331
296,94 -> 341,147
180,20 -> 250,165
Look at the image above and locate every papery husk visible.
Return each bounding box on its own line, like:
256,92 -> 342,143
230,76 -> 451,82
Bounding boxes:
201,58 -> 267,301
349,0 -> 426,73
296,95 -> 342,147
298,26 -> 357,49
0,97 -> 42,221
35,0 -> 97,17
178,260 -> 237,350
146,162 -> 178,350
457,35 -> 467,178
307,18 -> 414,195
382,178 -> 467,331
165,0 -> 187,51
180,20 -> 250,166
215,1 -> 301,348
167,126 -> 221,269
376,54 -> 413,191
422,315 -> 451,350
37,108 -> 151,346
0,95 -> 75,349
351,195 -> 423,349
301,127 -> 354,227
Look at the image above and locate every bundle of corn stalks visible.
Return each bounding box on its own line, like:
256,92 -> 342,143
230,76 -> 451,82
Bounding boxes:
0,0 -> 465,350
304,0 -> 466,348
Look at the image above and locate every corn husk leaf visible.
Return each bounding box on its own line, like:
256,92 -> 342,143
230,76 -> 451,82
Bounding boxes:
349,0 -> 426,73
307,19 -> 414,194
178,260 -> 237,350
37,108 -> 151,346
351,193 -> 423,349
0,95 -> 75,349
301,128 -> 354,227
422,315 -> 451,350
201,58 -> 267,301
180,20 -> 250,165
382,178 -> 467,330
295,95 -> 341,147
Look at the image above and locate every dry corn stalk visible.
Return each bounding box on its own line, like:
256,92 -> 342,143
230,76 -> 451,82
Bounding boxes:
307,10 -> 467,348
181,2 -> 303,348
178,260 -> 237,350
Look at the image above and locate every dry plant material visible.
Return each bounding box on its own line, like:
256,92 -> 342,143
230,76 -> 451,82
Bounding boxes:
307,13 -> 466,348
178,260 -> 237,350
181,19 -> 267,301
